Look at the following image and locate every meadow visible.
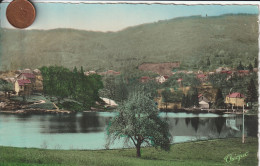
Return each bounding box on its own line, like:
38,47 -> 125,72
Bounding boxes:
0,137 -> 257,166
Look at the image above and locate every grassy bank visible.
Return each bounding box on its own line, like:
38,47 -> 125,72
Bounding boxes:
0,137 -> 257,166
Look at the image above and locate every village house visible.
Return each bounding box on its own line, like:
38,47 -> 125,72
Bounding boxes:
155,75 -> 169,84
197,74 -> 208,82
220,70 -> 233,75
236,70 -> 250,77
14,79 -> 32,96
17,73 -> 36,90
198,94 -> 210,109
225,92 -> 245,108
14,72 -> 36,95
84,71 -> 96,76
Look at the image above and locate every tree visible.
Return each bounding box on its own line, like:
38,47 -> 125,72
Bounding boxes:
246,78 -> 257,107
207,57 -> 211,66
237,61 -> 244,70
0,79 -> 13,98
254,58 -> 258,68
215,89 -> 225,108
248,63 -> 253,72
191,88 -> 199,107
106,93 -> 171,157
161,88 -> 174,110
181,94 -> 186,108
40,66 -> 103,110
114,76 -> 129,103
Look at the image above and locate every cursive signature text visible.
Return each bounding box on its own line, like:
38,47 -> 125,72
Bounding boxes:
224,151 -> 249,163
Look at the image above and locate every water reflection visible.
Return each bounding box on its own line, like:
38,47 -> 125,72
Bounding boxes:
191,117 -> 199,132
0,112 -> 257,150
215,117 -> 225,134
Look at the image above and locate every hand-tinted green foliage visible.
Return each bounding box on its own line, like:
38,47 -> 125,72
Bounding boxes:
208,73 -> 231,89
254,58 -> 258,68
99,75 -> 129,103
1,15 -> 257,72
191,88 -> 199,107
237,61 -> 244,70
161,88 -> 174,110
163,73 -> 200,89
248,63 -> 253,72
0,79 -> 13,98
55,101 -> 84,111
246,78 -> 258,107
214,89 -> 225,108
107,93 -> 171,157
40,66 -> 103,110
0,137 -> 258,166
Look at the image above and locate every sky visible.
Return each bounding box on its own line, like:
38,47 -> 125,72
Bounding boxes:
0,3 -> 258,32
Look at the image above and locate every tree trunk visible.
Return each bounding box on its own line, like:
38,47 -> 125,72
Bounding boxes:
136,143 -> 141,158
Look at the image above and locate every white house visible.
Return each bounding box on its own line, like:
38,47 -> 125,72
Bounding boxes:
156,75 -> 169,84
199,100 -> 209,109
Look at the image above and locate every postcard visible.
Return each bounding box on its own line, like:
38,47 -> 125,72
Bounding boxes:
0,1 -> 259,165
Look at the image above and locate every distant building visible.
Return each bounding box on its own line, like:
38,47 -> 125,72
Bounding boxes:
198,94 -> 210,109
198,94 -> 209,103
84,71 -> 96,76
156,75 -> 169,84
199,100 -> 209,109
99,70 -> 120,76
197,74 -> 208,82
17,73 -> 36,90
221,70 -> 232,75
236,70 -> 250,76
14,72 -> 37,95
225,92 -> 245,107
14,79 -> 32,96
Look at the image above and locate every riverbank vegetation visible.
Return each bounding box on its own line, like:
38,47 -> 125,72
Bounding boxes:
0,137 -> 257,166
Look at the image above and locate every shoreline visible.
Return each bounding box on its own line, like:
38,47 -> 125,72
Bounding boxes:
0,136 -> 256,151
0,109 -> 256,115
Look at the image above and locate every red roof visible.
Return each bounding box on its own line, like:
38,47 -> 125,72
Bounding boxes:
163,76 -> 169,79
238,70 -> 249,73
21,73 -> 35,79
227,92 -> 245,98
221,71 -> 232,74
197,74 -> 207,78
177,78 -> 183,82
100,70 -> 120,75
17,79 -> 31,86
141,76 -> 150,80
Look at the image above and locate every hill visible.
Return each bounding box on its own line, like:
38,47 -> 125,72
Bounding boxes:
0,14 -> 258,72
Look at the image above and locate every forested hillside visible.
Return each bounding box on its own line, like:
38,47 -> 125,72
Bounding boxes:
0,14 -> 258,71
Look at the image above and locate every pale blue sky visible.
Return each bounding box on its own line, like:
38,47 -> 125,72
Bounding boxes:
0,4 -> 258,31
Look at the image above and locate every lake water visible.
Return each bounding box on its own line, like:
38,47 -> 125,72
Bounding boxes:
0,112 -> 257,150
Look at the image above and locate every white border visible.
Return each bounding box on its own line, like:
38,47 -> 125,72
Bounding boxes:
0,1 -> 259,165
0,1 -> 260,4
